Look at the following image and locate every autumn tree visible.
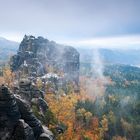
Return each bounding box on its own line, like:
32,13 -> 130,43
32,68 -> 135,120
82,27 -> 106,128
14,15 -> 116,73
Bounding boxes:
2,66 -> 15,87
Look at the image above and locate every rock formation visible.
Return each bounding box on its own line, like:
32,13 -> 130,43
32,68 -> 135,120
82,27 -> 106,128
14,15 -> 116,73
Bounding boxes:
0,85 -> 54,140
10,35 -> 80,86
17,79 -> 48,114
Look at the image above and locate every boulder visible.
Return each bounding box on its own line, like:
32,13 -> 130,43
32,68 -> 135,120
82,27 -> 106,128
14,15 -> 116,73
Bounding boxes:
15,95 -> 44,139
12,119 -> 35,140
0,85 -> 21,124
18,79 -> 44,101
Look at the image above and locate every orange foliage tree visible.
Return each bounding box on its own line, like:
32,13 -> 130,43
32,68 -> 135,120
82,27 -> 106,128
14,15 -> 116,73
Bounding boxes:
2,66 -> 15,87
45,88 -> 109,140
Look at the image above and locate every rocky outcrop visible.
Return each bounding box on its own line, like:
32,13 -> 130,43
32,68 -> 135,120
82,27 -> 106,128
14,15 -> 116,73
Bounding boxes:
17,79 -> 44,101
0,85 -> 54,140
12,119 -> 35,140
17,79 -> 48,114
10,35 -> 80,85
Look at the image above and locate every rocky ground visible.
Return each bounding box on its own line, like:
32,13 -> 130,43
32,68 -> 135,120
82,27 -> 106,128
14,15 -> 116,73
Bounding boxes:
0,80 -> 54,140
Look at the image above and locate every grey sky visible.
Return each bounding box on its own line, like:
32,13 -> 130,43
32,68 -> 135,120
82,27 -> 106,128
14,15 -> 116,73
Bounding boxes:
0,0 -> 140,48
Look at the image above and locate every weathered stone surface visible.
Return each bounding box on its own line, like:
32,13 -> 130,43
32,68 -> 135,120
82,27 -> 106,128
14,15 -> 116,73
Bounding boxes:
12,119 -> 35,140
18,79 -> 44,101
0,85 -> 54,140
0,85 -> 21,123
39,133 -> 53,140
39,126 -> 54,140
0,85 -> 21,140
37,98 -> 49,113
15,95 -> 44,139
10,35 -> 80,85
17,79 -> 48,115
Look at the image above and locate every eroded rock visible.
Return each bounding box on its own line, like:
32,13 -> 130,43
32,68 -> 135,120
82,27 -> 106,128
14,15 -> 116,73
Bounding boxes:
10,35 -> 79,86
0,85 -> 54,140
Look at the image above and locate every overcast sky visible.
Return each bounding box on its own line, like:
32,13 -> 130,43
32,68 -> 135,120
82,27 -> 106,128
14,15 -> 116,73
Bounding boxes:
0,0 -> 140,48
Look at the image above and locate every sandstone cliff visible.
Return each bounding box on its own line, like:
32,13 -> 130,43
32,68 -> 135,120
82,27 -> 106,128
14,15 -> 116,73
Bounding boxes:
10,35 -> 80,85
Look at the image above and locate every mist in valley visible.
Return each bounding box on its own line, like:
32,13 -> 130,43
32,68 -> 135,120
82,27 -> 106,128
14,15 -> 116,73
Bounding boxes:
0,0 -> 140,139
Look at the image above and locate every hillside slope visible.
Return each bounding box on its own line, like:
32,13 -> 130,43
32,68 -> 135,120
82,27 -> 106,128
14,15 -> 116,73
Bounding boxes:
0,37 -> 19,63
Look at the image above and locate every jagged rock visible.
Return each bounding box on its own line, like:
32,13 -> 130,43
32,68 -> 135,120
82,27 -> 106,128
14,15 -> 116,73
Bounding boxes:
10,35 -> 80,85
40,126 -> 54,140
39,133 -> 52,140
17,79 -> 48,115
0,85 -> 54,140
19,79 -> 31,88
12,119 -> 35,140
18,79 -> 44,101
0,85 -> 21,140
0,85 -> 21,124
37,98 -> 48,113
15,95 -> 44,139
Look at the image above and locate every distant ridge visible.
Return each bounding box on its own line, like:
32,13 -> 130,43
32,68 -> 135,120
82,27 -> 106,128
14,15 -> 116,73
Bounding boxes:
0,37 -> 19,63
78,48 -> 140,66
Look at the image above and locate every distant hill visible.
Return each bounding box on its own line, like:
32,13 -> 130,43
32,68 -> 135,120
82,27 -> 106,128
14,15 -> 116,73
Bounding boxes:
78,48 -> 140,66
1,37 -> 140,67
0,37 -> 19,64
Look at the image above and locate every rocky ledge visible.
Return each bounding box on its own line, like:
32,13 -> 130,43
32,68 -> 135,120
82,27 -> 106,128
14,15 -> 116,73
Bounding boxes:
0,84 -> 54,140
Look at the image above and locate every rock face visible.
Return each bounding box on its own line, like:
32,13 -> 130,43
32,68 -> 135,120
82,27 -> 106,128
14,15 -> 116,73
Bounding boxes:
0,85 -> 54,140
17,79 -> 44,101
10,35 -> 80,85
17,79 -> 48,114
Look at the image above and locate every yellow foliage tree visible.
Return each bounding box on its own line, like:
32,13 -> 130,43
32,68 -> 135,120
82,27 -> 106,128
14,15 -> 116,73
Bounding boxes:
3,66 -> 15,87
45,91 -> 104,140
45,93 -> 77,139
112,136 -> 127,140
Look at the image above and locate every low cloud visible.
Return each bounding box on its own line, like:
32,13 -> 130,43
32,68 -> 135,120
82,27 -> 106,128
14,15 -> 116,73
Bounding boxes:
60,35 -> 140,49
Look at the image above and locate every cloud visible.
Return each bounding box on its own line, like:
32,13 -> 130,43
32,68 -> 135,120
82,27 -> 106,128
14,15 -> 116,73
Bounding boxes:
59,35 -> 140,49
0,32 -> 23,42
0,0 -> 140,42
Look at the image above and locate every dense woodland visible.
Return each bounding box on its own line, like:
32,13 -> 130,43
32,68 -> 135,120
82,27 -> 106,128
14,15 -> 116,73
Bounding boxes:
0,63 -> 139,140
